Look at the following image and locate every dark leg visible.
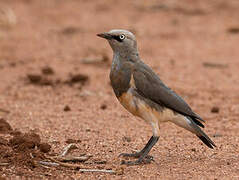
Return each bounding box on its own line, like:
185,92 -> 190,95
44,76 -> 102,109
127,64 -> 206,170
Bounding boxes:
120,136 -> 159,165
119,136 -> 155,158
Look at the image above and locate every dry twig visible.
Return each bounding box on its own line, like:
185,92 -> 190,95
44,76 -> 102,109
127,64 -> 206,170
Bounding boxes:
37,144 -> 115,174
40,157 -> 115,173
46,156 -> 84,168
0,162 -> 9,166
55,155 -> 91,162
0,108 -> 10,113
38,161 -> 59,167
78,169 -> 115,173
202,62 -> 228,68
60,143 -> 77,157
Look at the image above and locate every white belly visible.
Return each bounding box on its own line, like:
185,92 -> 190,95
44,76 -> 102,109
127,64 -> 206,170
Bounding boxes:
118,88 -> 194,136
118,88 -> 174,123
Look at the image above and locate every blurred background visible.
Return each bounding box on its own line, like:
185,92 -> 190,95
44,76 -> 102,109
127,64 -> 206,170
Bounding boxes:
0,0 -> 239,179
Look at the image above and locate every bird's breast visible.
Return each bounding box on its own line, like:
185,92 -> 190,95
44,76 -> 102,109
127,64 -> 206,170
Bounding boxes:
118,88 -> 139,116
110,61 -> 132,98
118,88 -> 176,124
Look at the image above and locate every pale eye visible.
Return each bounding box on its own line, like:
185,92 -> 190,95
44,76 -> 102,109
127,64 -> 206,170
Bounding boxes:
119,34 -> 125,40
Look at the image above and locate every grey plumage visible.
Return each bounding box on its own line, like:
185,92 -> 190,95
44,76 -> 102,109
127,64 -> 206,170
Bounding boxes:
97,29 -> 216,165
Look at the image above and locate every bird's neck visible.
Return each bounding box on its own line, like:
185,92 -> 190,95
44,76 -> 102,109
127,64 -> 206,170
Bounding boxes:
113,51 -> 139,62
110,53 -> 133,98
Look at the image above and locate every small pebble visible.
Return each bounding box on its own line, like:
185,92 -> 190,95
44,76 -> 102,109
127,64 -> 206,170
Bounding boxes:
100,104 -> 107,110
64,105 -> 71,111
122,136 -> 131,142
191,148 -> 196,152
27,74 -> 42,83
39,143 -> 51,153
211,106 -> 219,113
41,66 -> 54,75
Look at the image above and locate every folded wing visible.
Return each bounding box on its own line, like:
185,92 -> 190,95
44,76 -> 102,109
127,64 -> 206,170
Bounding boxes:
133,62 -> 204,123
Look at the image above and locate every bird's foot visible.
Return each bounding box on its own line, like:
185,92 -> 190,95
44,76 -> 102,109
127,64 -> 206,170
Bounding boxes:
120,156 -> 154,166
119,152 -> 153,159
119,136 -> 159,166
119,152 -> 141,158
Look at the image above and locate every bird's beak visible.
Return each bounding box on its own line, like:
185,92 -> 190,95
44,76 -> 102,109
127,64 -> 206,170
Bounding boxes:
97,32 -> 112,40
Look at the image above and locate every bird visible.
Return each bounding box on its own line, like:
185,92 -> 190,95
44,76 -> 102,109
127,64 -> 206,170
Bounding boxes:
97,29 -> 216,165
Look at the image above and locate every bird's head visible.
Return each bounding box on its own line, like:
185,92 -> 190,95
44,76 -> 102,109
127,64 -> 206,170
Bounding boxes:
97,29 -> 138,56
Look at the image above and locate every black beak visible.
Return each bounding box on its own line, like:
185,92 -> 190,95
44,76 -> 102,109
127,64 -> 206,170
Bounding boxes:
97,32 -> 112,40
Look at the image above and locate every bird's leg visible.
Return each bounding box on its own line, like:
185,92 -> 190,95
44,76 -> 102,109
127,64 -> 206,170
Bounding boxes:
119,136 -> 155,158
120,136 -> 159,165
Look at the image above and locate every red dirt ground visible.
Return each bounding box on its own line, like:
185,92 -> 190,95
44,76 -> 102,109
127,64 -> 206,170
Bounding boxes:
0,0 -> 239,179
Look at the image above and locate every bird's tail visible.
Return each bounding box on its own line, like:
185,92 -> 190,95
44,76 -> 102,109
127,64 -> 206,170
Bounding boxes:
172,116 -> 216,149
188,117 -> 216,149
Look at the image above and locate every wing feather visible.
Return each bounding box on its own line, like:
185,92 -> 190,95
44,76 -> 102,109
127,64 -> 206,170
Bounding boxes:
133,61 -> 204,122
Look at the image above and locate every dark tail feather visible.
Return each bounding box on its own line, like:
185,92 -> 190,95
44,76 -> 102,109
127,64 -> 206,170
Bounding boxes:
193,113 -> 205,123
192,118 -> 205,128
189,118 -> 216,148
197,135 -> 216,149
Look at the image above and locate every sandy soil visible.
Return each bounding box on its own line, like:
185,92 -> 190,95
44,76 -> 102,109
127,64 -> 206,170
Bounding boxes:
0,0 -> 239,179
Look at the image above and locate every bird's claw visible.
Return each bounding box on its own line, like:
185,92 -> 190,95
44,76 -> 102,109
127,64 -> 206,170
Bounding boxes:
119,152 -> 153,160
119,152 -> 141,158
120,157 -> 154,166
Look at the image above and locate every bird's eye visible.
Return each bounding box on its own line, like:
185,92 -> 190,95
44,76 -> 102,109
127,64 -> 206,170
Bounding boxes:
119,34 -> 125,40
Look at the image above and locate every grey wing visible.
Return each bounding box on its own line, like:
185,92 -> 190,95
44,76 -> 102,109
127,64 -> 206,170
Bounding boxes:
133,62 -> 204,122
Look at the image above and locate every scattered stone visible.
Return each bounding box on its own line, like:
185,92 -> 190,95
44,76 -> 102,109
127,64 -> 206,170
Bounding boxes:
70,74 -> 89,84
122,136 -> 131,142
27,70 -> 89,89
0,118 -> 12,134
41,66 -> 54,75
85,128 -> 91,132
227,27 -> 239,34
27,73 -> 55,86
100,104 -> 107,110
64,105 -> 71,112
39,143 -> 51,153
191,148 -> 196,152
64,73 -> 89,86
65,138 -> 81,144
27,74 -> 42,84
211,106 -> 219,113
61,26 -> 81,35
